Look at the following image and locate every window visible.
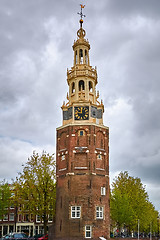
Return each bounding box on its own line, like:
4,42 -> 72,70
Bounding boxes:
61,155 -> 65,161
72,82 -> 75,93
24,214 -> 29,222
85,225 -> 92,238
101,187 -> 106,196
48,215 -> 53,222
96,206 -> 103,219
3,214 -> 8,221
78,130 -> 85,136
97,154 -> 102,160
89,81 -> 93,92
80,130 -> 83,136
79,80 -> 85,91
75,50 -> 77,64
9,213 -> 14,221
71,206 -> 81,218
85,50 -> 88,64
36,215 -> 41,222
79,49 -> 83,64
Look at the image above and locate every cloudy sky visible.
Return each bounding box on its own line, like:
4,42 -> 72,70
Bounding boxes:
0,0 -> 160,211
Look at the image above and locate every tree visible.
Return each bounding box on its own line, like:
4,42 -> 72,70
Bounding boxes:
110,171 -> 158,234
0,180 -> 11,220
13,151 -> 56,234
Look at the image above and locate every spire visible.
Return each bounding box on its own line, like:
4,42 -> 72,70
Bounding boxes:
61,4 -> 104,126
77,4 -> 86,28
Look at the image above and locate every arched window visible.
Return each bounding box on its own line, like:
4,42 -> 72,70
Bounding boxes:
79,80 -> 85,91
75,51 -> 77,64
72,82 -> 75,93
85,50 -> 88,64
79,49 -> 83,64
89,81 -> 93,92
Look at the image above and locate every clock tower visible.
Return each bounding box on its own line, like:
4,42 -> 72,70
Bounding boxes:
55,6 -> 110,239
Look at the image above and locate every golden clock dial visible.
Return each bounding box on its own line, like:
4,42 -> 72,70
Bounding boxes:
74,106 -> 89,120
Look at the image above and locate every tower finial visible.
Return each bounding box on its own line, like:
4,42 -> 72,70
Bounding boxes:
77,4 -> 86,28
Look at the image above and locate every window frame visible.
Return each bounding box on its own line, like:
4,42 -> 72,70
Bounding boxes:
61,155 -> 65,161
71,206 -> 81,219
3,214 -> 8,221
48,214 -> 53,222
96,206 -> 104,219
85,225 -> 92,238
101,187 -> 106,196
36,215 -> 41,223
9,213 -> 14,221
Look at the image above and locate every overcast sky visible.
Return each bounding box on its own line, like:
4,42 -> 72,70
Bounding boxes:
0,0 -> 160,212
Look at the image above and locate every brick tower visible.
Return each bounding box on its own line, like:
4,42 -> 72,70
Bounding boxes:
55,6 -> 110,240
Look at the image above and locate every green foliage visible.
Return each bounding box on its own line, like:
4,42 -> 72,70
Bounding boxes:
0,180 -> 11,219
13,151 -> 56,234
110,171 -> 159,233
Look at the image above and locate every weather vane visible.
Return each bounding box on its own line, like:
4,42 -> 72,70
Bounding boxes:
77,4 -> 86,28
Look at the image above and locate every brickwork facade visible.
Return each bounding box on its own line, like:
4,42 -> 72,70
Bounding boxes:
55,9 -> 110,239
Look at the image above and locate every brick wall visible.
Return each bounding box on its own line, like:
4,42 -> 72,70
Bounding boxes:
55,124 -> 110,239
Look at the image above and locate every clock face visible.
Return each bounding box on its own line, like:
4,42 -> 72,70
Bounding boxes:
74,106 -> 89,120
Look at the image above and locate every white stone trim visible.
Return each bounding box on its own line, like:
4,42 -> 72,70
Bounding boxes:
75,167 -> 88,169
75,146 -> 87,149
96,168 -> 105,171
66,173 -> 75,176
59,168 -> 67,172
59,148 -> 67,152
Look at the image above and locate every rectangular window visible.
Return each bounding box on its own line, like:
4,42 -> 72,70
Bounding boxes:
96,206 -> 103,219
71,206 -> 81,218
101,187 -> 106,196
48,214 -> 53,222
80,130 -> 83,136
61,155 -> 65,161
36,215 -> 41,222
3,214 -> 8,221
24,214 -> 29,222
9,213 -> 14,221
85,225 -> 92,238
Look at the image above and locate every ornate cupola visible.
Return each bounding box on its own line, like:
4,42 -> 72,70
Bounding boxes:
61,7 -> 104,126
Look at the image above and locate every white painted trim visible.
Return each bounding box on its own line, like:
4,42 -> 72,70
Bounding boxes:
59,168 -> 67,172
96,168 -> 105,171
